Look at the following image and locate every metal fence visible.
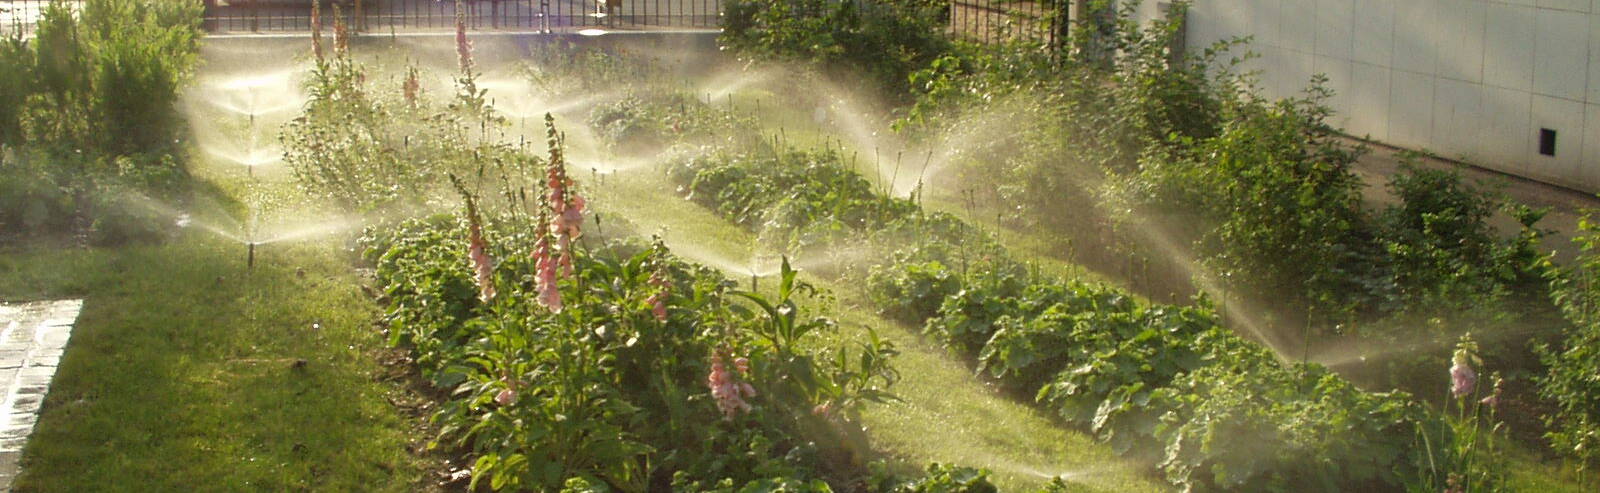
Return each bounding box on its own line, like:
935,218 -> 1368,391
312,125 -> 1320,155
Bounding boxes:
1,0 -> 721,37
4,0 -> 1069,40
200,0 -> 722,34
1,0 -> 55,37
949,0 -> 1067,48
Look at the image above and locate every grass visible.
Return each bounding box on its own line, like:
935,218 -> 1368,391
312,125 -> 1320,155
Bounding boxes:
0,230 -> 432,491
588,169 -> 1162,492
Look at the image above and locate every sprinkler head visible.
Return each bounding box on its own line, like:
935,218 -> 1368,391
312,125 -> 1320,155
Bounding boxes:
247,242 -> 257,269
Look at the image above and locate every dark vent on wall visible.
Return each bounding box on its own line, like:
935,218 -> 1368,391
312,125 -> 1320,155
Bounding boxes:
1540,128 -> 1558,156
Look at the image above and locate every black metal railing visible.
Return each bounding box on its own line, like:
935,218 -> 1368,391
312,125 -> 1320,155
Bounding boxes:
8,0 -> 1067,41
200,0 -> 722,34
949,0 -> 1066,48
1,0 -> 51,38
0,0 -> 724,36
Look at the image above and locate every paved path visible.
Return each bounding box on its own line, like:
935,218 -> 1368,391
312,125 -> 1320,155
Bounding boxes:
0,300 -> 81,491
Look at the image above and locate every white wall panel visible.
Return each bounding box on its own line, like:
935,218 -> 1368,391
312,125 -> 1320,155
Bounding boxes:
1484,3 -> 1537,91
1435,1 -> 1486,83
1533,9 -> 1588,101
1315,0 -> 1354,60
1480,86 -> 1534,166
1348,62 -> 1391,138
1433,78 -> 1487,161
1281,0 -> 1316,53
1255,0 -> 1283,48
1581,103 -> 1600,186
1152,1 -> 1600,191
1351,0 -> 1394,67
1316,55 -> 1355,128
1530,94 -> 1587,183
1587,12 -> 1600,102
1389,70 -> 1437,149
1393,1 -> 1440,75
1539,0 -> 1589,12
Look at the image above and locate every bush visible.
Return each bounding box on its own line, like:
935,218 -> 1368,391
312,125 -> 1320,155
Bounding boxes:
14,0 -> 200,155
1156,365 -> 1428,492
721,0 -> 951,97
1138,90 -> 1371,322
1540,217 -> 1600,470
668,147 -> 920,253
885,463 -> 997,493
587,93 -> 755,155
319,51 -> 911,488
366,213 -> 901,490
0,33 -> 31,147
1375,162 -> 1554,319
0,0 -> 200,242
0,152 -> 77,233
0,148 -> 183,244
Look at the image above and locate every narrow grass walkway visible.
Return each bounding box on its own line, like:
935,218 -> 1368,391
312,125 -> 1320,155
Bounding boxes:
590,171 -> 1162,492
0,236 -> 429,492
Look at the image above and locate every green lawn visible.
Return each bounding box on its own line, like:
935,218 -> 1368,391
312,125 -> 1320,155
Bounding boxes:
0,234 -> 433,492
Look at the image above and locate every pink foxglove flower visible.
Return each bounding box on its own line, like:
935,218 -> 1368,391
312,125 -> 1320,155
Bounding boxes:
812,401 -> 839,421
645,268 -> 670,321
454,0 -> 473,73
530,222 -> 562,313
1444,474 -> 1464,493
495,388 -> 517,406
310,0 -> 324,62
332,3 -> 349,55
468,226 -> 494,302
543,130 -> 584,242
466,201 -> 495,303
402,68 -> 421,107
495,372 -> 519,406
708,348 -> 756,419
1480,374 -> 1503,411
1450,353 -> 1476,399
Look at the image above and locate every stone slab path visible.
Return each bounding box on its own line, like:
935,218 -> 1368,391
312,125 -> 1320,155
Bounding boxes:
0,300 -> 82,491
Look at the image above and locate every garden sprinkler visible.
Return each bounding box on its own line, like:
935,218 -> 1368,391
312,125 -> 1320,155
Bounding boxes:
247,112 -> 256,177
247,242 -> 257,269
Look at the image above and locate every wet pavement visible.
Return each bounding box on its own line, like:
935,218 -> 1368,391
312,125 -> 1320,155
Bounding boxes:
0,300 -> 81,491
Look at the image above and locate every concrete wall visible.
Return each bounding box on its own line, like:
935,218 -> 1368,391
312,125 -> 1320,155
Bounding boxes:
1136,1 -> 1600,192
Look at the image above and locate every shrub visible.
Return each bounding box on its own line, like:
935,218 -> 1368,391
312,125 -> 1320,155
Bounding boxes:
587,93 -> 756,155
1117,88 -> 1371,323
1540,217 -> 1600,471
864,259 -> 959,324
721,0 -> 951,97
668,147 -> 919,253
366,213 -> 901,490
886,463 -> 997,493
14,0 -> 200,155
1375,162 -> 1554,319
1156,364 -> 1428,492
0,0 -> 200,242
0,32 -> 31,148
0,151 -> 77,233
